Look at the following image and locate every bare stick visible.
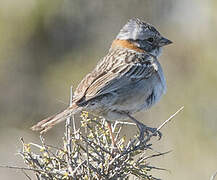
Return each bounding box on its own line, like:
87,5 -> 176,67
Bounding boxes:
114,126 -> 122,142
210,171 -> 217,180
71,160 -> 86,176
85,126 -> 91,179
0,165 -> 61,175
71,87 -> 78,139
21,169 -> 32,180
157,106 -> 184,132
146,106 -> 184,141
65,86 -> 74,174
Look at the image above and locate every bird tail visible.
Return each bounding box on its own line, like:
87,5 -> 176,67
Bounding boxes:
31,104 -> 80,134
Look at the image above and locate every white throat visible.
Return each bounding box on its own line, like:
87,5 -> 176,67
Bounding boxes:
150,47 -> 162,58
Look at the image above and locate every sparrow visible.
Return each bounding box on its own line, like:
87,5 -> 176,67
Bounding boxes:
31,18 -> 172,141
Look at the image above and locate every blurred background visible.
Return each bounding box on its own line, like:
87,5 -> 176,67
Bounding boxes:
0,0 -> 216,179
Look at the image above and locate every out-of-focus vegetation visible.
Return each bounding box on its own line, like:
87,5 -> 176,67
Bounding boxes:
0,0 -> 216,179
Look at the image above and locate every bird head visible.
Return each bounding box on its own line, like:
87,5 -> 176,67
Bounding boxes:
115,18 -> 172,56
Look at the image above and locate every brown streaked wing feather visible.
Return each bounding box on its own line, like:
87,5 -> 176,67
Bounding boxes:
73,72 -> 98,102
85,62 -> 155,99
73,50 -> 116,102
73,49 -> 155,103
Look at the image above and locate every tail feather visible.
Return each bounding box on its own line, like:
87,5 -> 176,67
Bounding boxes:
31,104 -> 80,134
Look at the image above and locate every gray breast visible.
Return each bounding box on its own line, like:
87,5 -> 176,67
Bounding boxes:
108,64 -> 166,115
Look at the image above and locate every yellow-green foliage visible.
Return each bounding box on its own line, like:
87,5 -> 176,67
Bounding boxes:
19,113 -> 168,180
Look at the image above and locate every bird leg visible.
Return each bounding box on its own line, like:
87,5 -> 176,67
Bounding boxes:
125,113 -> 162,142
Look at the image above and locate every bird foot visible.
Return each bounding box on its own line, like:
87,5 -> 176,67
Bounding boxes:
124,113 -> 162,142
137,122 -> 162,141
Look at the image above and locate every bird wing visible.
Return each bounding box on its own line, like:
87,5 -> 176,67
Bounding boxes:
73,49 -> 156,103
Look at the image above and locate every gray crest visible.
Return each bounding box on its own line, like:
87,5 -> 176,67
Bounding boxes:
116,18 -> 160,41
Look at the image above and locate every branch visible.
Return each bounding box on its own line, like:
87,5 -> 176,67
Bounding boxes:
0,165 -> 61,175
157,106 -> 184,132
65,86 -> 74,174
146,106 -> 184,141
210,171 -> 217,180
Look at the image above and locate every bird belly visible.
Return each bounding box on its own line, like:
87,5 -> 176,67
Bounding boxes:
81,72 -> 166,121
106,74 -> 166,120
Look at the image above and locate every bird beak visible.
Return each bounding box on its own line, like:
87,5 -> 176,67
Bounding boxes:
158,37 -> 172,47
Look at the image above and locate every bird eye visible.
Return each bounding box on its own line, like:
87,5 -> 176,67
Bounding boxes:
147,37 -> 154,43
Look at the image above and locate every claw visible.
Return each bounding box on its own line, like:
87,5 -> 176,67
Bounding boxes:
145,126 -> 162,140
137,123 -> 162,141
125,113 -> 163,141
